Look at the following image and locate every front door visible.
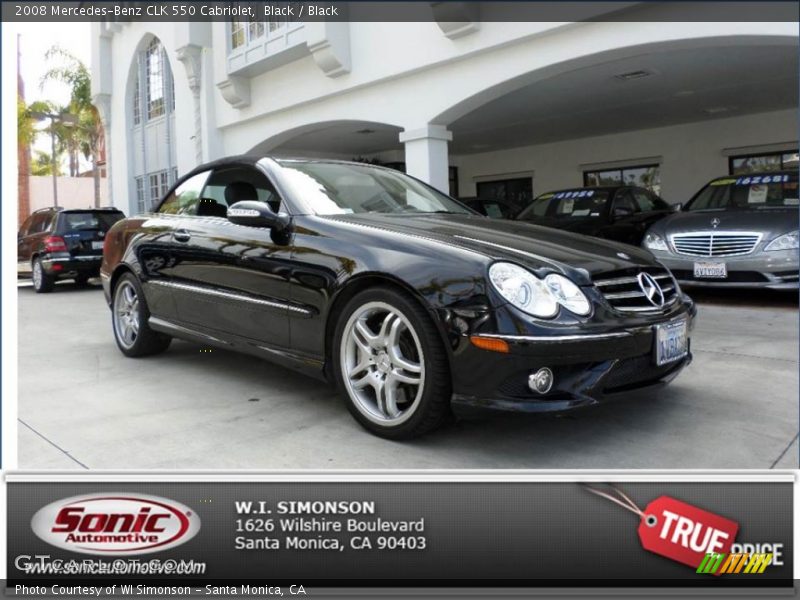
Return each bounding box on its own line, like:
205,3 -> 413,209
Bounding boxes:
167,165 -> 293,350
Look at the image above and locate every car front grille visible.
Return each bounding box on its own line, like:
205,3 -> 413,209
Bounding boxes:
670,232 -> 761,257
593,267 -> 679,313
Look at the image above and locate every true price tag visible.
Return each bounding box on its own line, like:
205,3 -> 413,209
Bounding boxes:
638,495 -> 739,571
585,486 -> 739,573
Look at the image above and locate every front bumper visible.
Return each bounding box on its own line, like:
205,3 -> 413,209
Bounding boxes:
449,303 -> 696,415
649,248 -> 798,289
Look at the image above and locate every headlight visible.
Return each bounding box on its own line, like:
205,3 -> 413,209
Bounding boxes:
489,262 -> 558,318
544,273 -> 591,316
488,262 -> 590,318
765,231 -> 799,252
643,232 -> 668,252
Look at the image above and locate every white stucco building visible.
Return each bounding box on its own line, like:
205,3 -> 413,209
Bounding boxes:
90,6 -> 798,218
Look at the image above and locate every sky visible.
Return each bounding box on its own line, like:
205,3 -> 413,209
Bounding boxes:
15,22 -> 92,163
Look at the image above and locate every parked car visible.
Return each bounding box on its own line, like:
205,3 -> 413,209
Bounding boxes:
460,196 -> 527,219
516,185 -> 675,245
18,207 -> 126,293
101,156 -> 695,439
643,171 -> 799,289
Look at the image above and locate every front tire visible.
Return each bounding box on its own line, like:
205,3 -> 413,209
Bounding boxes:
112,273 -> 171,357
32,258 -> 55,293
333,288 -> 451,439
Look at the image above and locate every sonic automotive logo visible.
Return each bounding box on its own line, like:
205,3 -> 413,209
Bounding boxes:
31,493 -> 201,555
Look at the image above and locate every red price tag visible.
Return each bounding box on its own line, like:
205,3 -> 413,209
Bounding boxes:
638,495 -> 739,571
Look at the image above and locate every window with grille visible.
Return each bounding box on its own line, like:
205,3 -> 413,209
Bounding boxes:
729,151 -> 799,175
135,177 -> 146,214
146,38 -> 165,119
231,20 -> 246,49
584,164 -> 661,195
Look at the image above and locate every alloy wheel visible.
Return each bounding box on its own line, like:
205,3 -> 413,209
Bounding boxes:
340,301 -> 425,426
32,260 -> 42,289
113,280 -> 141,349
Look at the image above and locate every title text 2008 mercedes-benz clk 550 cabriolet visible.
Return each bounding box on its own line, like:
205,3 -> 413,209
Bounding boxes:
101,156 -> 696,439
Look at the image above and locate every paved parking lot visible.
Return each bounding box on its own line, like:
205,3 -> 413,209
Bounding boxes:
17,280 -> 798,470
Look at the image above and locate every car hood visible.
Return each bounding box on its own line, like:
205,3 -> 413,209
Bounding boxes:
328,213 -> 657,284
651,208 -> 799,236
518,216 -> 603,236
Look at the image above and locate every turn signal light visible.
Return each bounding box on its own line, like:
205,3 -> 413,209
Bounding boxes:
469,335 -> 510,354
44,236 -> 67,252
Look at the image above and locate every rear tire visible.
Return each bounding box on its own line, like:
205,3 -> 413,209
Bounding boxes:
112,273 -> 171,357
32,258 -> 55,293
332,287 -> 451,439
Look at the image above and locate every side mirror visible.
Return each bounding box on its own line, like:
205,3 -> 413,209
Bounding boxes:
227,201 -> 290,231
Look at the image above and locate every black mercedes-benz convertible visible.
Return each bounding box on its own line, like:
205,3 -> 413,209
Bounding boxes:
101,156 -> 695,439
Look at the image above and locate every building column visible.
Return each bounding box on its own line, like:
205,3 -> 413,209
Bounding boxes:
176,44 -> 204,167
399,125 -> 452,193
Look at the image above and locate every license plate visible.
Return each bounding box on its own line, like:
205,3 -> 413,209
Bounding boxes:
693,261 -> 727,278
654,320 -> 688,366
91,241 -> 104,250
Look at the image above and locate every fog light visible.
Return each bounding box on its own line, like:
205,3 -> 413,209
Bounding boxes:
528,368 -> 554,394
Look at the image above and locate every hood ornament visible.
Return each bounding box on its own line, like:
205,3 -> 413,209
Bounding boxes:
711,218 -> 720,229
637,272 -> 665,308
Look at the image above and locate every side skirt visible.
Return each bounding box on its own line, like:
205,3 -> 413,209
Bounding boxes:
149,316 -> 328,382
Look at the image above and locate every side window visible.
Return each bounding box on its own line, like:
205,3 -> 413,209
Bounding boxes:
157,171 -> 211,215
28,213 -> 51,235
632,189 -> 656,212
613,190 -> 638,215
19,215 -> 34,236
199,166 -> 284,217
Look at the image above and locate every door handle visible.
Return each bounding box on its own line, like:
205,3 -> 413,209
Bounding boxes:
174,229 -> 191,243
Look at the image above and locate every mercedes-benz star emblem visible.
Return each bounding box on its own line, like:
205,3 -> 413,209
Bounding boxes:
637,272 -> 665,307
711,218 -> 720,228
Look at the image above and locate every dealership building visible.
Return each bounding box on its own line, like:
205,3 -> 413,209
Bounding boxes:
90,7 -> 798,217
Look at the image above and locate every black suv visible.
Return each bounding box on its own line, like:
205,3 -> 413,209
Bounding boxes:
18,207 -> 125,293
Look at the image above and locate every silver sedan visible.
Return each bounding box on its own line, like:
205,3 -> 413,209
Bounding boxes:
643,171 -> 798,289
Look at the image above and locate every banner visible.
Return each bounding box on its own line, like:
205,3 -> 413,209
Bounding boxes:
4,476 -> 793,592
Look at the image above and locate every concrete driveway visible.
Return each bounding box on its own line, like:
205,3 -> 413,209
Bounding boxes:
17,280 -> 798,470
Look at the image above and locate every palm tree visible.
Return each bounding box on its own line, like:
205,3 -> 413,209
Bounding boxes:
40,45 -> 103,207
31,149 -> 65,176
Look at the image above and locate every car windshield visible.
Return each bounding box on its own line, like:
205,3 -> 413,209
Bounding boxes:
60,211 -> 124,232
685,174 -> 799,211
277,161 -> 473,216
517,189 -> 611,221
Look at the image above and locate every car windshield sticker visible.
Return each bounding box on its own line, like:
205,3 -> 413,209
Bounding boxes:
553,190 -> 595,200
735,174 -> 790,185
785,198 -> 799,206
572,209 -> 591,217
560,199 -> 575,214
710,178 -> 736,186
747,185 -> 768,204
